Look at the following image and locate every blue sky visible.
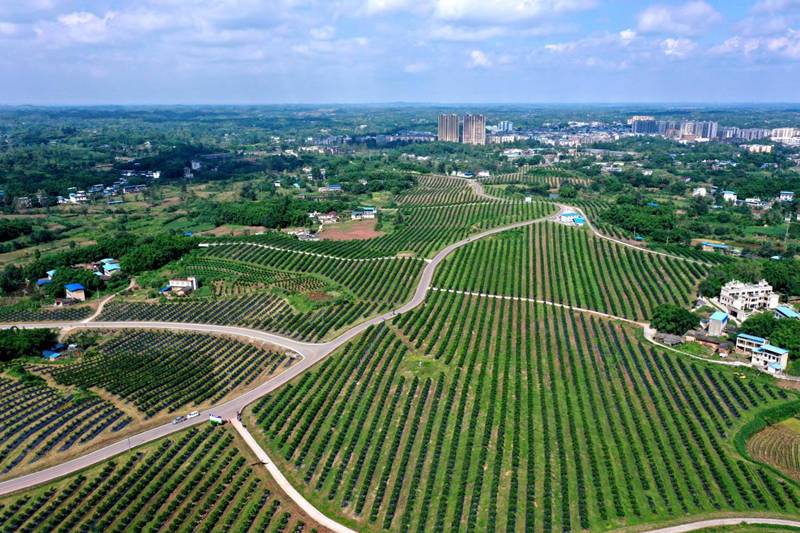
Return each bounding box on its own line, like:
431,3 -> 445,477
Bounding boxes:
0,0 -> 798,104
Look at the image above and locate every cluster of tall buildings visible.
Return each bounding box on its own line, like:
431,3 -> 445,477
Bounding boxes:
629,116 -> 800,144
437,113 -> 486,145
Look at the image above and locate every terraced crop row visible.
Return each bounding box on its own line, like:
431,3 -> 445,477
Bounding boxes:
99,295 -> 378,342
0,306 -> 92,323
433,221 -> 707,321
48,331 -> 290,418
395,175 -> 486,206
0,426 -> 313,532
222,201 -> 555,259
483,168 -> 592,187
0,377 -> 131,477
747,422 -> 800,482
198,245 -> 422,306
99,293 -> 291,326
175,256 -> 329,296
252,293 -> 798,532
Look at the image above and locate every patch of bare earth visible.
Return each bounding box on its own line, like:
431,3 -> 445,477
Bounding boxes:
202,225 -> 268,237
320,219 -> 384,241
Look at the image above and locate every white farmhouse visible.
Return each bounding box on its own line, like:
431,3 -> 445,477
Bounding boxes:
719,279 -> 780,320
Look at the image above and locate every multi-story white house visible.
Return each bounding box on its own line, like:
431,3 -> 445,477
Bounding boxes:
722,190 -> 737,203
719,279 -> 779,320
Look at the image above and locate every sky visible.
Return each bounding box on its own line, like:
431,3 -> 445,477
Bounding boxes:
0,0 -> 798,104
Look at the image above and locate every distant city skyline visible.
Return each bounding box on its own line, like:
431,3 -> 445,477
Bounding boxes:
0,1 -> 799,104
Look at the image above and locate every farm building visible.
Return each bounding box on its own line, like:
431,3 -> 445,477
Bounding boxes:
558,212 -> 586,226
351,207 -> 378,220
309,211 -> 338,224
64,283 -> 86,302
735,333 -> 767,355
774,305 -> 800,320
701,242 -> 729,254
684,330 -> 733,356
707,311 -> 728,336
167,277 -> 198,296
719,279 -> 779,320
752,344 -> 789,374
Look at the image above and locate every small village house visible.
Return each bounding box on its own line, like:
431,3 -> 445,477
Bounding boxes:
64,283 -> 86,302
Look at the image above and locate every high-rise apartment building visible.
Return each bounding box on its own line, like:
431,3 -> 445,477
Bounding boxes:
498,120 -> 513,133
630,116 -> 658,134
437,114 -> 460,142
463,114 -> 486,145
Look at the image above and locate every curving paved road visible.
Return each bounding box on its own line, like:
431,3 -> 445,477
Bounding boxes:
0,205 -> 564,498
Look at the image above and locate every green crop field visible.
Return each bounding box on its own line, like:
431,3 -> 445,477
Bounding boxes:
433,221 -> 707,321
222,201 -> 556,259
0,426 -> 316,532
249,292 -> 800,532
37,331 -> 292,418
0,377 -> 131,478
395,175 -> 486,206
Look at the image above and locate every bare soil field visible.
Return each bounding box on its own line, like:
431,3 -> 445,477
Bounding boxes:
320,219 -> 383,241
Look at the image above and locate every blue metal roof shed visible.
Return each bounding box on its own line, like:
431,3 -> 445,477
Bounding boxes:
737,333 -> 766,344
710,311 -> 728,322
775,306 -> 800,319
64,283 -> 85,292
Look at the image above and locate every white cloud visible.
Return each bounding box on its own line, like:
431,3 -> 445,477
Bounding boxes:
51,11 -> 116,44
429,24 -> 504,41
0,21 -> 18,36
310,25 -> 335,40
363,0 -> 595,21
404,61 -> 429,72
638,1 -> 721,35
752,0 -> 800,13
434,0 -> 596,22
711,29 -> 800,60
467,48 -> 492,67
660,37 -> 695,57
619,28 -> 636,45
363,0 -> 417,14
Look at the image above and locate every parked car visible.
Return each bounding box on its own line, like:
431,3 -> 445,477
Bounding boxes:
172,416 -> 186,424
187,411 -> 199,419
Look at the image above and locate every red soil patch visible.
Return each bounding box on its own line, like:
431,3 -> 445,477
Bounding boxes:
306,291 -> 333,302
320,219 -> 384,241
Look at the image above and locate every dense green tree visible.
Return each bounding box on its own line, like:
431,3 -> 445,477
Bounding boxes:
651,304 -> 698,335
770,319 -> 800,355
0,328 -> 57,362
739,311 -> 778,339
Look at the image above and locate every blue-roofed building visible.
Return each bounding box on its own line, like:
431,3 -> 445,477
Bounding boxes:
558,212 -> 586,226
646,201 -> 659,208
64,283 -> 86,302
36,278 -> 52,287
708,311 -> 728,336
753,344 -> 790,373
46,269 -> 57,279
103,262 -> 121,276
774,306 -> 800,320
702,242 -> 729,254
736,333 -> 766,355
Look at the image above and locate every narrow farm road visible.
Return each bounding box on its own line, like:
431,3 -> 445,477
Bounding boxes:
0,205 -> 563,497
641,517 -> 800,532
231,418 -> 358,533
